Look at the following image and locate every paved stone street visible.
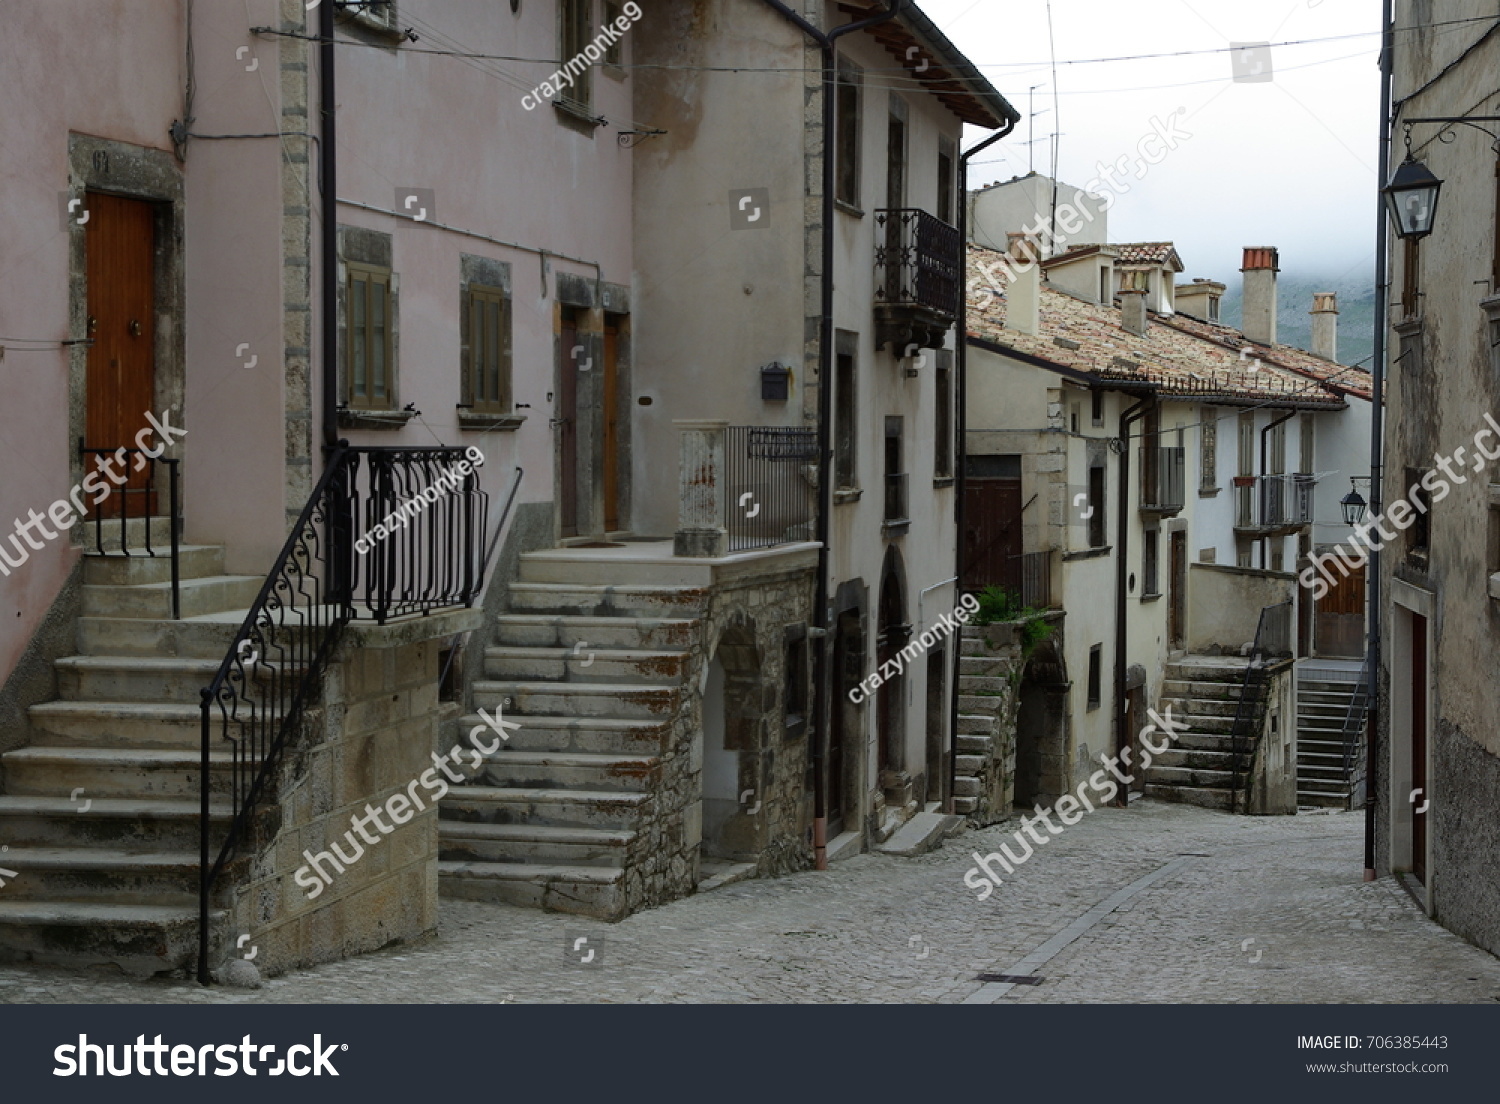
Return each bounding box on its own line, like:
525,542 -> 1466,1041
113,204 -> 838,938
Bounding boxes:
3,801 -> 1497,1004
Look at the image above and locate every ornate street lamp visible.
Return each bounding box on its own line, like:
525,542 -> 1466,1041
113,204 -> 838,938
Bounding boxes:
1341,479 -> 1368,526
1383,158 -> 1443,240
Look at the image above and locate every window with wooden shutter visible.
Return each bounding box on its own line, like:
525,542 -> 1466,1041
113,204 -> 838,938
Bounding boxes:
347,262 -> 393,410
462,284 -> 512,414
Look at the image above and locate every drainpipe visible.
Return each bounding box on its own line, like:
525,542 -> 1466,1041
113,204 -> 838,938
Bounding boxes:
950,122 -> 1017,813
1258,409 -> 1295,570
319,0 -> 340,451
753,0 -> 903,870
1112,395 -> 1148,805
1366,0 -> 1393,881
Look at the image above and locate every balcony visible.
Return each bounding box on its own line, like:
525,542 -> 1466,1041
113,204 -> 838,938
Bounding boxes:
873,208 -> 961,353
1234,473 -> 1316,536
1139,446 -> 1186,515
674,421 -> 818,557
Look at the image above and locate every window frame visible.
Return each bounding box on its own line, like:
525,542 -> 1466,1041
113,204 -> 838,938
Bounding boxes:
835,331 -> 859,493
461,283 -> 513,416
1142,527 -> 1160,598
1199,405 -> 1218,493
934,351 -> 953,480
834,58 -> 863,210
345,261 -> 395,412
557,0 -> 594,112
1086,644 -> 1102,710
1087,460 -> 1107,548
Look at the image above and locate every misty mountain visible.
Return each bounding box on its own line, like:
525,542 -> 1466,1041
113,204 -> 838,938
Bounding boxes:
1219,271 -> 1376,372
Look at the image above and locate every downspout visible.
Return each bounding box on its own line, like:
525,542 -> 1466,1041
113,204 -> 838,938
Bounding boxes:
320,0 -> 340,451
1112,395 -> 1148,805
1366,0 -> 1394,881
752,0 -> 904,870
951,122 -> 1018,813
1259,409 -> 1296,570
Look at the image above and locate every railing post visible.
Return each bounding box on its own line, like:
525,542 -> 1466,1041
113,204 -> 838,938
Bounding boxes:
674,420 -> 729,558
198,691 -> 210,985
169,460 -> 181,620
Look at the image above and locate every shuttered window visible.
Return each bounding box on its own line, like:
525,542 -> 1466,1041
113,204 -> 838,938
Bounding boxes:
347,263 -> 393,410
461,284 -> 512,414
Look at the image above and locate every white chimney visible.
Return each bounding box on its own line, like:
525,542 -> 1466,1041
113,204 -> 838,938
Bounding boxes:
1310,291 -> 1338,362
1241,246 -> 1279,346
1005,232 -> 1041,336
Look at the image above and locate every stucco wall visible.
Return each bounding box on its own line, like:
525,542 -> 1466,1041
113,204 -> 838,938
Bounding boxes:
1187,562 -> 1294,654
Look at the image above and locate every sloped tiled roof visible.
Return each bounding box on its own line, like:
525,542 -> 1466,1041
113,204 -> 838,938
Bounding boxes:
1047,241 -> 1183,270
966,244 -> 1349,408
1161,311 -> 1373,401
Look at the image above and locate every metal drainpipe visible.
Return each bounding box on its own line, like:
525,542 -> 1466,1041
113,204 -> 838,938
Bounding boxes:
1259,409 -> 1296,570
320,0 -> 340,451
751,0 -> 903,869
950,122 -> 1017,813
1366,0 -> 1394,881
1113,395 -> 1148,805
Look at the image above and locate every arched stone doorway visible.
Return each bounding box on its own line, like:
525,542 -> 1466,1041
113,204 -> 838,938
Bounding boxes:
1013,633 -> 1070,808
701,618 -> 763,861
876,548 -> 910,803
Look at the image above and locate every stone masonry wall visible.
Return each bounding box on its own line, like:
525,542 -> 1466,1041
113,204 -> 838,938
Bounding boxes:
954,623 -> 1024,826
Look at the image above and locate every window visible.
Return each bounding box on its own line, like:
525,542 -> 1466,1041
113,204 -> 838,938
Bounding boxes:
559,0 -> 593,110
835,332 -> 858,490
461,285 -> 512,414
884,416 -> 907,524
347,262 -> 393,410
1271,543 -> 1284,573
934,352 -> 952,478
1091,389 -> 1104,427
1208,295 -> 1220,322
1199,406 -> 1218,491
937,137 -> 955,225
1071,404 -> 1080,435
602,1 -> 623,66
1086,644 -> 1102,710
835,60 -> 862,208
1269,420 -> 1286,475
1407,466 -> 1431,563
1142,528 -> 1160,597
1100,266 -> 1111,305
1237,411 -> 1255,475
1299,416 -> 1315,475
1087,461 -> 1107,548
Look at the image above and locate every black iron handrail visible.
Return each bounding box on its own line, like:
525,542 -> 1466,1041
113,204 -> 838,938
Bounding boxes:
1339,654 -> 1372,799
78,444 -> 182,619
874,207 -> 962,319
1227,600 -> 1293,812
197,445 -> 488,983
723,425 -> 817,552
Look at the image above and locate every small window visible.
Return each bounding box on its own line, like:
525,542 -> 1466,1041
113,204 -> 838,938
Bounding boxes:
1071,404 -> 1080,435
1238,411 -> 1255,476
1142,529 -> 1159,597
558,0 -> 593,110
1271,544 -> 1285,573
835,60 -> 862,208
1091,389 -> 1104,427
1086,644 -> 1102,710
1199,406 -> 1218,491
1401,237 -> 1421,317
1087,462 -> 1107,548
937,137 -> 955,225
602,1 -> 623,66
1208,295 -> 1220,322
934,354 -> 953,478
1299,416 -> 1315,476
462,285 -> 512,414
1407,466 -> 1431,562
1100,266 -> 1111,305
835,332 -> 858,490
347,262 -> 394,410
1269,421 -> 1286,475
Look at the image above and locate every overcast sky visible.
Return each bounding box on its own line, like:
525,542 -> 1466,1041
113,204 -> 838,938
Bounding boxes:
921,0 -> 1383,286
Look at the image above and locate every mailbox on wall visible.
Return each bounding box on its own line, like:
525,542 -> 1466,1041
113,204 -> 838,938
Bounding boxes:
761,361 -> 791,402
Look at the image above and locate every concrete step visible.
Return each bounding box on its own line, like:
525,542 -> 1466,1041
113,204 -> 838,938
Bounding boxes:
28,701 -> 255,750
506,582 -> 708,618
467,750 -> 659,793
438,860 -> 625,919
1297,775 -> 1353,793
76,616 -> 241,659
82,545 -> 225,587
492,614 -> 698,651
962,675 -> 1009,695
0,899 -> 221,975
482,646 -> 690,685
1174,713 -> 1239,736
81,575 -> 263,620
958,692 -> 1008,713
474,680 -> 679,721
960,656 -> 1013,677
956,733 -> 992,754
1298,790 -> 1351,807
1148,765 -> 1235,789
459,713 -> 671,756
1161,694 -> 1240,718
73,515 -> 177,551
0,847 -> 199,905
438,821 -> 632,867
1175,731 -> 1238,753
1162,679 -> 1244,703
957,713 -> 994,736
1143,783 -> 1233,810
1164,660 -> 1251,683
1152,748 -> 1237,771
54,656 -> 228,704
440,786 -> 649,831
0,747 -> 235,799
519,551 -> 714,588
0,795 -> 232,850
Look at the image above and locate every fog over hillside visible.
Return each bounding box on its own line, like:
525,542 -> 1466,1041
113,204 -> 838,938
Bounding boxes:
1217,271 -> 1376,373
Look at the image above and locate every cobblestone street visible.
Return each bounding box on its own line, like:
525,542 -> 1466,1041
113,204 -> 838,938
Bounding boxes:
4,802 -> 1497,1004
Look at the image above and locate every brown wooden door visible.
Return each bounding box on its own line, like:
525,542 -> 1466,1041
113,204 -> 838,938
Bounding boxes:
85,192 -> 157,513
1411,611 -> 1428,883
602,321 -> 619,533
1169,531 -> 1186,649
1314,558 -> 1366,658
558,312 -> 580,538
962,478 -> 1022,592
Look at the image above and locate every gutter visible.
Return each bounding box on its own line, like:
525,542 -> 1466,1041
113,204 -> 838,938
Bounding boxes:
1112,396 -> 1148,804
753,0 -> 905,870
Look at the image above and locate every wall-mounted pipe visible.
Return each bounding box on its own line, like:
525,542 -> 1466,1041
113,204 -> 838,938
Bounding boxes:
1112,395 -> 1148,804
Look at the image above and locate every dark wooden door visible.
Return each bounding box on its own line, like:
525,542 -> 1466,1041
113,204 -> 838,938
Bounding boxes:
1411,611 -> 1428,883
828,611 -> 861,837
603,322 -> 619,533
558,312 -> 580,538
85,192 -> 157,513
962,478 -> 1022,592
1315,558 -> 1366,658
1169,531 -> 1186,649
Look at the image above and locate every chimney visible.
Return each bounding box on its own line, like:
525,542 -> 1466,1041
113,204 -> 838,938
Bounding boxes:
1119,269 -> 1148,337
1240,246 -> 1280,346
1005,232 -> 1041,336
1310,291 -> 1338,362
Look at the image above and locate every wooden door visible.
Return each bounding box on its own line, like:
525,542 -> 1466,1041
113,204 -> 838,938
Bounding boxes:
1411,611 -> 1428,883
1314,558 -> 1366,658
602,321 -> 619,533
558,312 -> 580,538
962,478 -> 1022,592
1169,531 -> 1186,649
828,611 -> 861,837
85,192 -> 157,513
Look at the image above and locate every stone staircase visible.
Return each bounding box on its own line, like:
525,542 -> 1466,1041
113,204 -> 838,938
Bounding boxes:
0,523 -> 263,975
1295,671 -> 1361,808
438,548 -> 705,920
1146,656 -> 1258,811
952,627 -> 1019,824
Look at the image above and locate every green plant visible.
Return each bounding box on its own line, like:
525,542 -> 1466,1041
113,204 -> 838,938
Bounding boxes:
971,586 -> 1022,625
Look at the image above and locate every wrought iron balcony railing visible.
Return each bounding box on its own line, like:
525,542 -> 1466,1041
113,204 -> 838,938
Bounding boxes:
874,209 -> 962,348
1234,473 -> 1316,531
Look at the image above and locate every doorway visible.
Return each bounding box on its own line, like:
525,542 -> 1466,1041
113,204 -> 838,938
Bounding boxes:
962,474 -> 1023,592
924,647 -> 946,807
876,559 -> 908,781
558,308 -> 581,537
84,192 -> 158,513
1410,610 -> 1428,884
828,609 -> 863,838
1169,530 -> 1187,650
